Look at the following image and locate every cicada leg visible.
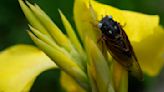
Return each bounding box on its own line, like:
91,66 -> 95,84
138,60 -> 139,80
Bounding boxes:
97,34 -> 108,58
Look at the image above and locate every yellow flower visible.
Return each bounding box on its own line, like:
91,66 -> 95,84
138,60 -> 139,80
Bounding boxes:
0,0 -> 163,92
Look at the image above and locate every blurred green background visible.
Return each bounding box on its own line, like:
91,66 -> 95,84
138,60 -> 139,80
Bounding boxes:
0,0 -> 163,92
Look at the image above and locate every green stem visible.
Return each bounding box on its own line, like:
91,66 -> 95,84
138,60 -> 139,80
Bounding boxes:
119,69 -> 128,92
113,61 -> 128,92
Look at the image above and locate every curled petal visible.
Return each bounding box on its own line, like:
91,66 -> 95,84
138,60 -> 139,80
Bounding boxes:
0,45 -> 56,92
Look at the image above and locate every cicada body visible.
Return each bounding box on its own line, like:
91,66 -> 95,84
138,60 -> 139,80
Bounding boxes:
98,15 -> 143,80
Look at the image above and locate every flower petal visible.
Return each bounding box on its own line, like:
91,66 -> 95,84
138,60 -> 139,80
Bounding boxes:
74,0 -> 101,43
0,45 -> 56,92
122,10 -> 159,42
132,26 -> 164,76
74,0 -> 159,42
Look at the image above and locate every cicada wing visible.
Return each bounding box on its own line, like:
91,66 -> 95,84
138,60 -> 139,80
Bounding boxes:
106,23 -> 143,80
120,25 -> 138,62
120,26 -> 143,80
107,44 -> 143,80
129,57 -> 144,80
105,39 -> 133,68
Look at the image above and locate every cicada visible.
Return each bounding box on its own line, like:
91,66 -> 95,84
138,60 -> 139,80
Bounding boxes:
98,15 -> 143,80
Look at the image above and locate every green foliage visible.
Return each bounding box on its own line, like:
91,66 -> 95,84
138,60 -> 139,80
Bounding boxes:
30,69 -> 64,92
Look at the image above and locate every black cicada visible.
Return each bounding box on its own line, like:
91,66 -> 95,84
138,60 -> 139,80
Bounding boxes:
98,15 -> 143,80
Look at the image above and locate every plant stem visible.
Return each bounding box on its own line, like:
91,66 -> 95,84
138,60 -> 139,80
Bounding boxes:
119,68 -> 128,92
113,61 -> 128,92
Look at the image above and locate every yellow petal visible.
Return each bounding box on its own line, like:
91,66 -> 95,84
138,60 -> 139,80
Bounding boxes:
60,72 -> 86,92
75,0 -> 159,42
74,0 -> 101,43
74,0 -> 163,76
0,45 -> 56,92
122,10 -> 159,42
132,26 -> 164,76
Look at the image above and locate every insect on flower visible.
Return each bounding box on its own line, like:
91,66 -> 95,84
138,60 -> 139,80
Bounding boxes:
98,15 -> 143,80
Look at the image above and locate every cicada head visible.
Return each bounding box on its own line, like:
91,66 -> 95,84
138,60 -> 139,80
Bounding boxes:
98,15 -> 121,39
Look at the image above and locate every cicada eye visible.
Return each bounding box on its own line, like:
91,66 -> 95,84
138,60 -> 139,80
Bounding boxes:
108,15 -> 112,19
114,26 -> 117,30
98,23 -> 103,28
108,30 -> 112,34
